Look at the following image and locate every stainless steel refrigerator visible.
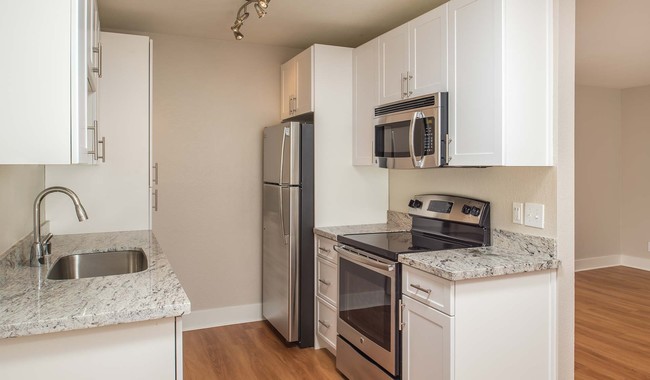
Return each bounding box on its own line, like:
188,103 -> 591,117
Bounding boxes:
262,122 -> 314,347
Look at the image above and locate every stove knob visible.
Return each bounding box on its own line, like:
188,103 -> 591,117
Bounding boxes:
408,199 -> 416,208
413,199 -> 423,208
462,205 -> 472,215
470,206 -> 481,216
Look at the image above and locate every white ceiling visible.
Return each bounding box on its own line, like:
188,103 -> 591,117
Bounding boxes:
98,0 -> 447,49
576,0 -> 650,89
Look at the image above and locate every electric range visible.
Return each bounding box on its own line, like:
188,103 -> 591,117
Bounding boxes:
335,194 -> 491,380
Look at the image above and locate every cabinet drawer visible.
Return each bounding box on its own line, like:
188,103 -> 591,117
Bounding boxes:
317,257 -> 338,306
316,235 -> 337,263
316,297 -> 337,352
402,265 -> 454,315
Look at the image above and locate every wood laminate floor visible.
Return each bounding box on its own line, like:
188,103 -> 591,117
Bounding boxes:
575,266 -> 650,379
184,321 -> 343,380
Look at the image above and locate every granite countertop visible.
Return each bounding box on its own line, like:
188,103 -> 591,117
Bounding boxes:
0,230 -> 191,339
314,223 -> 410,241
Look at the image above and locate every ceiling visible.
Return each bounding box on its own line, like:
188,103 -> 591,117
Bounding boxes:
576,0 -> 650,89
98,0 -> 447,49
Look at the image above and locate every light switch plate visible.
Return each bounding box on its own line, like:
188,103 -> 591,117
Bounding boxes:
524,203 -> 545,229
512,202 -> 523,224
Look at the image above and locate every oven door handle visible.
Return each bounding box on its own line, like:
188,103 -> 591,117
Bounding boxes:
334,245 -> 395,274
408,111 -> 425,168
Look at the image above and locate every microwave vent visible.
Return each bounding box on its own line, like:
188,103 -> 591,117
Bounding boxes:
375,95 -> 437,117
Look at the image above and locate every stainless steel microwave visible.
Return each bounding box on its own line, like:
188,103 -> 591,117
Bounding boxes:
373,93 -> 448,169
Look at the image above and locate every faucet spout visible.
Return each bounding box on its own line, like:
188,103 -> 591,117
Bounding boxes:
30,186 -> 88,267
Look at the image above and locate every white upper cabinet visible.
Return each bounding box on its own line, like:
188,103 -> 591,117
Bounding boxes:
379,24 -> 409,104
447,0 -> 553,166
0,0 -> 99,165
379,4 -> 448,105
409,5 -> 448,98
352,38 -> 380,166
280,47 -> 314,120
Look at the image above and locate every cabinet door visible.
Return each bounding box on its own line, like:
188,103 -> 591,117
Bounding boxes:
379,24 -> 409,105
294,47 -> 313,116
447,0 -> 503,166
353,38 -> 379,166
409,4 -> 448,97
402,295 -> 453,380
280,60 -> 295,120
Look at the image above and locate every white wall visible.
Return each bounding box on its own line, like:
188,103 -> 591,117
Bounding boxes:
620,85 -> 650,262
0,166 -> 44,253
390,167 -> 557,236
575,86 -> 622,261
150,33 -> 300,318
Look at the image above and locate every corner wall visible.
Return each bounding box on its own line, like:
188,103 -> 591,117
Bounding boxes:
149,32 -> 300,323
620,85 -> 650,263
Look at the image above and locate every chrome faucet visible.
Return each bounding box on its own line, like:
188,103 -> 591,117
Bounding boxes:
30,186 -> 88,267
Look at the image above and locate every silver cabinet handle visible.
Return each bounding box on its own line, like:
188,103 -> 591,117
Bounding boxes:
407,71 -> 413,97
401,73 -> 407,99
87,120 -> 98,159
152,189 -> 159,211
152,163 -> 159,185
97,137 -> 106,163
318,246 -> 331,253
398,299 -> 405,331
409,283 -> 432,294
318,278 -> 331,286
92,43 -> 103,78
445,133 -> 452,164
318,319 -> 331,329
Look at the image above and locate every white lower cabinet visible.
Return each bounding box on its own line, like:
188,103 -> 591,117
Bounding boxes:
0,317 -> 182,380
401,265 -> 556,380
314,235 -> 338,355
402,295 -> 453,380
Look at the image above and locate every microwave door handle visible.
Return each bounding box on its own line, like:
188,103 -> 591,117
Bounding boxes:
409,112 -> 424,168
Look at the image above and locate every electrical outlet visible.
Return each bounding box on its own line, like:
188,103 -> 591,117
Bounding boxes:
524,203 -> 545,229
512,202 -> 523,224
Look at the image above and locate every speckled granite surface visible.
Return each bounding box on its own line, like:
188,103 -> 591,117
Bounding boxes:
314,211 -> 412,241
0,230 -> 190,339
399,229 -> 559,281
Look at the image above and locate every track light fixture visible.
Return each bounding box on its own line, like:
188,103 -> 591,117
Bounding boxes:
231,0 -> 271,40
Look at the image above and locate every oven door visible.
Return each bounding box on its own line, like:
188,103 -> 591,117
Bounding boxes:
336,245 -> 398,376
374,107 -> 443,169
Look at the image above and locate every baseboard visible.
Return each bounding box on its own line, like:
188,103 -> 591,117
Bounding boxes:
621,255 -> 650,271
182,303 -> 263,332
575,255 -> 621,272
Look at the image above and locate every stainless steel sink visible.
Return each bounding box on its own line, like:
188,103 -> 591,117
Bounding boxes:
47,249 -> 148,280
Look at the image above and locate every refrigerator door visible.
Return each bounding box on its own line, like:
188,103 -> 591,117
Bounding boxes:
263,122 -> 301,185
262,183 -> 301,342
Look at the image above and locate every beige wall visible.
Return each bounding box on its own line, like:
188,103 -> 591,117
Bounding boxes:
150,33 -> 300,312
389,167 -> 557,237
575,86 -> 622,260
621,85 -> 650,260
0,166 -> 44,253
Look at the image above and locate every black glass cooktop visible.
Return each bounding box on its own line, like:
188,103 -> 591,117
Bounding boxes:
338,231 -> 475,261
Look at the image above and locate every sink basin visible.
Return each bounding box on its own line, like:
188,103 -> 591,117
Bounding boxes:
47,249 -> 148,280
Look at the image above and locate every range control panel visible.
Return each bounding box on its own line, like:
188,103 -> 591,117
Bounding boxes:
407,194 -> 490,226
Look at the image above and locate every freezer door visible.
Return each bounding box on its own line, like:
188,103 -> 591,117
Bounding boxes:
262,184 -> 300,342
263,122 -> 301,185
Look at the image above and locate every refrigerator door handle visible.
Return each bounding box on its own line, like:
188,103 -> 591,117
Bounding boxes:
280,187 -> 289,245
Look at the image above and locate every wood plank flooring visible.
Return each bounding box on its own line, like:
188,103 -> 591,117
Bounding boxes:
183,321 -> 343,380
575,266 -> 650,379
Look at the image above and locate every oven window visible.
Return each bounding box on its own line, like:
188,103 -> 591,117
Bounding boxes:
374,117 -> 434,158
339,257 -> 392,351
